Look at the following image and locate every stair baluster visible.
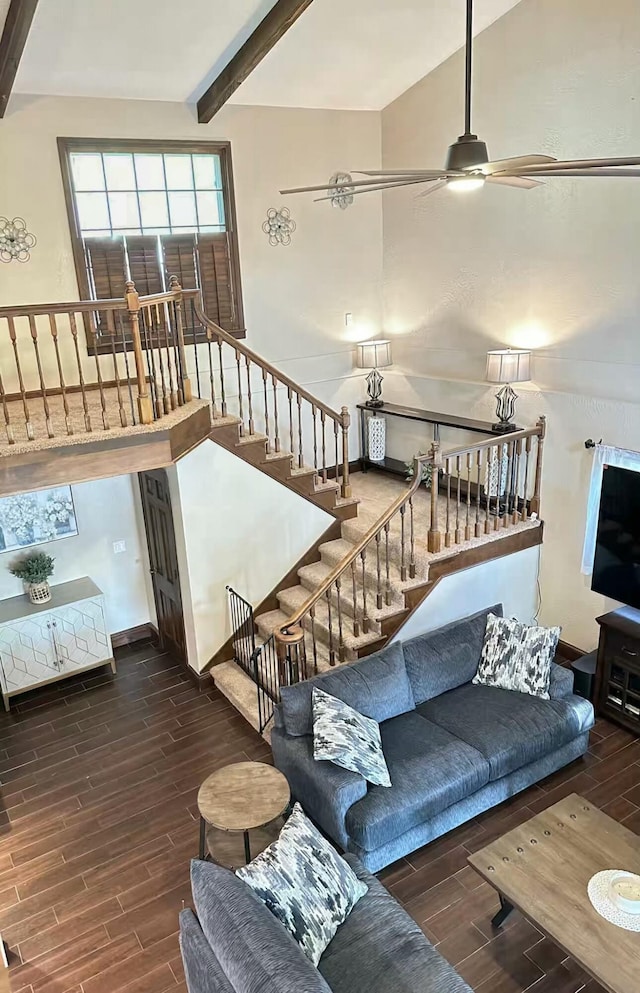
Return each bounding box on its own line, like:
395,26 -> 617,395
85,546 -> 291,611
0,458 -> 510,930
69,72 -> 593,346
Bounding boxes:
466,452 -> 472,540
512,439 -> 522,525
105,311 -> 127,429
245,356 -> 255,436
271,375 -> 280,452
321,411 -> 327,483
312,405 -> 319,482
445,458 -> 452,547
309,604 -> 318,674
117,310 -> 136,425
409,496 -> 416,579
493,444 -> 501,532
384,521 -> 392,606
361,549 -> 370,634
454,455 -> 462,544
400,503 -> 407,582
217,339 -> 227,416
235,350 -> 245,436
326,587 -> 336,665
7,316 -> 34,440
0,362 -> 13,444
297,393 -> 304,469
28,315 -> 55,437
49,313 -> 73,435
335,578 -> 346,662
350,560 -> 360,637
475,449 -> 482,537
375,531 -> 383,609
262,369 -> 270,451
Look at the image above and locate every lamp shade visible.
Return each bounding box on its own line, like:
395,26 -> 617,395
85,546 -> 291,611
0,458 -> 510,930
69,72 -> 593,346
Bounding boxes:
486,349 -> 531,385
356,339 -> 392,370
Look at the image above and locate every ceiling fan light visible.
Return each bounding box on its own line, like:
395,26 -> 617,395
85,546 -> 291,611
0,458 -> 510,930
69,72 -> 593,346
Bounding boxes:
448,176 -> 486,193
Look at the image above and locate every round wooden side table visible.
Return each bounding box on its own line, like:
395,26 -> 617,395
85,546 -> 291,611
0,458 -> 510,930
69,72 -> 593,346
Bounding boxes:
197,761 -> 290,867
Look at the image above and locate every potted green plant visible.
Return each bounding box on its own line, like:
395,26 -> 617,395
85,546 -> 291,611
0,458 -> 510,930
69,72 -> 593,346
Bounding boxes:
10,552 -> 55,604
405,452 -> 433,489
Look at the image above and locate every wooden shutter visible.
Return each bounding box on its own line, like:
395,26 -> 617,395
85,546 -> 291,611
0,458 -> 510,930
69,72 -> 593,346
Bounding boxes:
161,234 -> 198,291
196,232 -> 238,331
84,238 -> 127,300
126,236 -> 163,296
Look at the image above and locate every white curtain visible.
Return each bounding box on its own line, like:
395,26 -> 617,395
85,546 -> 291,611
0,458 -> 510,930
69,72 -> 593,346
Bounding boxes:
581,444 -> 640,575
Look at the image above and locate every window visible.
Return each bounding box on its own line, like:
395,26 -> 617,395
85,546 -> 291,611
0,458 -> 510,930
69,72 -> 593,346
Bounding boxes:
58,138 -> 245,346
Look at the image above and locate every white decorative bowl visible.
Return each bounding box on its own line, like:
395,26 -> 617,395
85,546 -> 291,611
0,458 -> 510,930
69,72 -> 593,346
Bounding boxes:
608,872 -> 640,915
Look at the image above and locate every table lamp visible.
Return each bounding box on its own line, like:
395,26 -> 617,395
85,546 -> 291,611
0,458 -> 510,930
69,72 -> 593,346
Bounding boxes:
356,339 -> 393,408
486,349 -> 531,433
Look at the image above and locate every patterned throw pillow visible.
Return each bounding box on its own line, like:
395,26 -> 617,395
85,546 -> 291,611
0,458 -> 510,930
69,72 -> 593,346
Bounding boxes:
473,613 -> 560,700
236,803 -> 367,966
312,687 -> 392,788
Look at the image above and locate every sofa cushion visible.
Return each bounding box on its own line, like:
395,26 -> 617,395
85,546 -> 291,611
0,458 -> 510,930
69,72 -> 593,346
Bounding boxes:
191,859 -> 332,993
402,604 -> 503,705
319,854 -> 473,993
345,711 -> 490,852
418,682 -> 594,781
313,688 -> 391,788
280,641 -> 415,737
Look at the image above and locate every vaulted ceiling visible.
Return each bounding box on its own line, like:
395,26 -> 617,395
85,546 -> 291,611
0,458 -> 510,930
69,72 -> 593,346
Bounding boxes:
11,0 -> 523,111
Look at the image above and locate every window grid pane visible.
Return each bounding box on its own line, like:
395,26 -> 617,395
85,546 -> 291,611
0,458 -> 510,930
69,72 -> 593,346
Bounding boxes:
70,151 -> 225,237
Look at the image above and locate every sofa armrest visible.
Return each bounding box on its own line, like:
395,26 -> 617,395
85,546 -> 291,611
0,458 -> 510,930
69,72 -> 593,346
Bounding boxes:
179,908 -> 235,993
271,726 -> 368,850
549,662 -> 574,700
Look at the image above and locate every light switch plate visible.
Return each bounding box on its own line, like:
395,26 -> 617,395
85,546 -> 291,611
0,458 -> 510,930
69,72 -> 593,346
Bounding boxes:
113,540 -> 126,554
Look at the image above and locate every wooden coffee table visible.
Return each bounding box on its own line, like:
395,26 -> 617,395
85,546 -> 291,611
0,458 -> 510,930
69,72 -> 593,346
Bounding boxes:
197,761 -> 290,867
468,794 -> 640,993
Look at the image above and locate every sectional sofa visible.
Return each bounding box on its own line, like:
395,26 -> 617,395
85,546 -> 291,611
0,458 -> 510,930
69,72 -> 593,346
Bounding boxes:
271,605 -> 595,872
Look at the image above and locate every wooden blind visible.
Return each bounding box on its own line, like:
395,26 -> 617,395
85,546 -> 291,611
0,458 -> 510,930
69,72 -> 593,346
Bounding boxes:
197,232 -> 237,330
127,236 -> 164,296
161,235 -> 198,294
84,238 -> 127,300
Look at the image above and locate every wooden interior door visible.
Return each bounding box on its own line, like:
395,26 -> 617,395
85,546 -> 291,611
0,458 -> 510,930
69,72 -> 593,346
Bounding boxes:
138,469 -> 187,665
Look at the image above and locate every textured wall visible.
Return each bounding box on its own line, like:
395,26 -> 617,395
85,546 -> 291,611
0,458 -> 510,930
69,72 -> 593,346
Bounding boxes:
381,0 -> 640,648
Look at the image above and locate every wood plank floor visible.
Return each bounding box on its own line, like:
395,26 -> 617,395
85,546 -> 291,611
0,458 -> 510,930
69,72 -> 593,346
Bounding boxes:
0,643 -> 636,993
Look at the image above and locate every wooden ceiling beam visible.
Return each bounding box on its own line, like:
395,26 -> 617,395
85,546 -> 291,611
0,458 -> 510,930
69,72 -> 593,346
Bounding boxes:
197,0 -> 314,124
0,0 -> 39,118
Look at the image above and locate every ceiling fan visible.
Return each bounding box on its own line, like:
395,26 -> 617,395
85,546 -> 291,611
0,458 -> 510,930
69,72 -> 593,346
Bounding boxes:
280,0 -> 640,203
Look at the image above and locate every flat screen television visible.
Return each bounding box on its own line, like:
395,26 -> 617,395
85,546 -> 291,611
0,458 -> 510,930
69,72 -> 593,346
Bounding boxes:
592,465 -> 640,609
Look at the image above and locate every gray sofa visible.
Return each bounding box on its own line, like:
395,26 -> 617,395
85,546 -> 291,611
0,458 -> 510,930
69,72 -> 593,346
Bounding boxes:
272,604 -> 595,872
180,856 -> 472,993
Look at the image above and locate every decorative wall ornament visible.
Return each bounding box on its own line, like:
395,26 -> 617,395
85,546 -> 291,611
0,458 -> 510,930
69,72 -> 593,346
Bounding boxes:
0,217 -> 37,263
328,173 -> 355,210
263,207 -> 296,246
0,486 -> 77,553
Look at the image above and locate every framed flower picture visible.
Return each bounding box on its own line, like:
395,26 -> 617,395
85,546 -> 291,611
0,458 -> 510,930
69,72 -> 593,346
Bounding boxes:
0,486 -> 78,553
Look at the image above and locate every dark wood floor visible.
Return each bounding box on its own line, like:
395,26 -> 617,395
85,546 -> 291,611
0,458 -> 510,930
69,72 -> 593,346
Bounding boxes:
0,643 -> 636,993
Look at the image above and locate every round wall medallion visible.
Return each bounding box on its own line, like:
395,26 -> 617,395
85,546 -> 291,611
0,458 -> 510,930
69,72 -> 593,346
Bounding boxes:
0,217 -> 37,263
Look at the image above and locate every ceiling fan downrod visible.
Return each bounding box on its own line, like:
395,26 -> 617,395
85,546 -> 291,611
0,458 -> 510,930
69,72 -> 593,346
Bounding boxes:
445,0 -> 489,173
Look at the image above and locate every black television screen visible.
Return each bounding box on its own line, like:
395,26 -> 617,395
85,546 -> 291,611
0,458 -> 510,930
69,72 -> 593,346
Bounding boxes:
592,465 -> 640,609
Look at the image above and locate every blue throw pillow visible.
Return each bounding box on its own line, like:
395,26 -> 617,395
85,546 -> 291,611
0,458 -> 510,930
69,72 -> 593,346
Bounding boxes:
236,803 -> 368,966
312,687 -> 391,788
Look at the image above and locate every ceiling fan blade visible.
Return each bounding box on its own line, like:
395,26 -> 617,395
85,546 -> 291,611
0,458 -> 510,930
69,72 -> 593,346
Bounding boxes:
280,175 -> 434,195
353,169 -> 454,178
482,155 -> 557,175
415,180 -> 448,199
312,178 -> 437,201
512,168 -> 640,178
506,156 -> 640,175
486,175 -> 544,189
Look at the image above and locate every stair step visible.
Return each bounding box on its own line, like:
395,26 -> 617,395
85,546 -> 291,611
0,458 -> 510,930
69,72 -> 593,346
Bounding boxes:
319,537 -> 429,592
212,661 -> 263,734
296,562 -> 406,618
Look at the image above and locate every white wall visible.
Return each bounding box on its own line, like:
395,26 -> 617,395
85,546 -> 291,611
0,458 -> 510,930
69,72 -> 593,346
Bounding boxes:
0,475 -> 152,633
381,0 -> 640,650
171,440 -> 332,672
394,545 -> 540,644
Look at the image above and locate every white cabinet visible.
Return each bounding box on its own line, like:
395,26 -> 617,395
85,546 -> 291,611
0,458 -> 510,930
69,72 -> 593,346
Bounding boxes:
0,578 -> 115,710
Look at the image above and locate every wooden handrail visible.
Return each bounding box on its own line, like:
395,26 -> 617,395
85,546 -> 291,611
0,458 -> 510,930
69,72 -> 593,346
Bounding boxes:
0,298 -> 129,318
278,420 -> 546,639
194,298 -> 345,426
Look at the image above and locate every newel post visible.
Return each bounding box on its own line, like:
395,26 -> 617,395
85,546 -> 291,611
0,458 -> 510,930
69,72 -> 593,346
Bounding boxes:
427,442 -> 443,553
529,414 -> 546,518
125,280 -> 153,425
340,406 -> 352,499
275,625 -> 306,686
168,275 -> 192,403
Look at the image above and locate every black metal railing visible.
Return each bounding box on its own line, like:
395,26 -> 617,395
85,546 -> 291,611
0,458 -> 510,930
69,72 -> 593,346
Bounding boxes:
227,585 -> 257,679
226,587 -> 313,734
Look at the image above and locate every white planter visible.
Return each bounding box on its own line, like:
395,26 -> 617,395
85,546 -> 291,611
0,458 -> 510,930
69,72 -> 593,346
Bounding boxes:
28,582 -> 51,605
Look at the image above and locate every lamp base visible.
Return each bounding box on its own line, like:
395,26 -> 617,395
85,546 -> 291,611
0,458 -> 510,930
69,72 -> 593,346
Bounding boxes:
492,384 -> 518,435
365,399 -> 384,409
365,368 -> 384,408
491,421 -> 516,434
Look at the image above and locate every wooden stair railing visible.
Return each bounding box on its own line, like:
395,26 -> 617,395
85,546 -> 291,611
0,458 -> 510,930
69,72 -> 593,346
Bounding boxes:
191,297 -> 352,500
273,418 -> 547,677
0,279 -> 196,444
